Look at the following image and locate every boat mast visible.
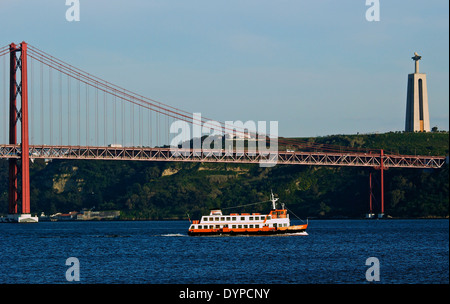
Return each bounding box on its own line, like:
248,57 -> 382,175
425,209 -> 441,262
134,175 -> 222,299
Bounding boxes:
270,190 -> 279,210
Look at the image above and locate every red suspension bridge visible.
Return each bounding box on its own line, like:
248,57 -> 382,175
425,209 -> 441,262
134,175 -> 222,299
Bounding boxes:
0,42 -> 446,222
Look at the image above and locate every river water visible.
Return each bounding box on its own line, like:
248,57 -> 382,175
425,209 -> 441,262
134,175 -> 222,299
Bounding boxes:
0,219 -> 448,284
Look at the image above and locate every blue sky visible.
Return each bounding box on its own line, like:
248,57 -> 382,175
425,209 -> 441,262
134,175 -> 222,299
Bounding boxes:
1,0 -> 448,137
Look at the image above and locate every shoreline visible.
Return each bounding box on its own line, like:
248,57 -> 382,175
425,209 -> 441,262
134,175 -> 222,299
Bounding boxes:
1,216 -> 446,223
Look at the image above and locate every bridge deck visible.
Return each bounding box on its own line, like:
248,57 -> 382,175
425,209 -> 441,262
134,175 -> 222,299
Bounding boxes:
0,144 -> 446,169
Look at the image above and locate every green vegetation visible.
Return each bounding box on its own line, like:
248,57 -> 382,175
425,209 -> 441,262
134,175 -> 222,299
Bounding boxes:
0,132 -> 448,219
285,131 -> 449,156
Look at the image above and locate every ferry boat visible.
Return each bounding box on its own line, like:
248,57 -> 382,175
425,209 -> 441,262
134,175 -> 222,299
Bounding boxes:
188,192 -> 308,236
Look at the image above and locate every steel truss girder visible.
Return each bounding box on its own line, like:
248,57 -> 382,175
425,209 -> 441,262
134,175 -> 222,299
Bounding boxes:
0,144 -> 446,169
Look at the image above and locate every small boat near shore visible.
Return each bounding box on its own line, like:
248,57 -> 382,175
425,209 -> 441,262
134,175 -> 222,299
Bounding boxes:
188,192 -> 308,236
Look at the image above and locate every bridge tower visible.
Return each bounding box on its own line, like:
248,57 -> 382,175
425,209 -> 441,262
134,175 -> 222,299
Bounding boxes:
7,42 -> 36,223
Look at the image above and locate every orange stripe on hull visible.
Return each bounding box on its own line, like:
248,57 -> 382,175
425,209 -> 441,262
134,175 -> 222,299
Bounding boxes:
188,225 -> 307,236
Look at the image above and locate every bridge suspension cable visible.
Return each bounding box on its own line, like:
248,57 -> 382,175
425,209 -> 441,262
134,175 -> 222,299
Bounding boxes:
0,42 -> 446,224
23,44 -> 375,153
0,43 -> 427,155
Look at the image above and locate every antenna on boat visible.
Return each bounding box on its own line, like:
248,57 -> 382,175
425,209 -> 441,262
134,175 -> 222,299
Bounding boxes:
270,190 -> 279,210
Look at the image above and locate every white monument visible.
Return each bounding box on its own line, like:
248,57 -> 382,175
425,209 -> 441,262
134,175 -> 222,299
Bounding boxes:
405,52 -> 430,132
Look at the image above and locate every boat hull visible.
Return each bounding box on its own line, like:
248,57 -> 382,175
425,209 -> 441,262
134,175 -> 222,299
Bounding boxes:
188,224 -> 307,236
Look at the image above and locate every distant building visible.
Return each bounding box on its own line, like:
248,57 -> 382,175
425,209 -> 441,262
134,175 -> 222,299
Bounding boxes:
405,52 -> 431,132
55,211 -> 78,221
40,210 -> 120,221
76,210 -> 120,220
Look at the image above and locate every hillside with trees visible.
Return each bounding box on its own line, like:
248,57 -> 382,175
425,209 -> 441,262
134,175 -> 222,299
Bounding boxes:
0,132 -> 448,219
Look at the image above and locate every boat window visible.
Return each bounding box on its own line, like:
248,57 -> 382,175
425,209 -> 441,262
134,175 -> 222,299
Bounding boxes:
209,225 -> 213,229
232,225 -> 236,228
215,225 -> 220,229
209,217 -> 214,221
215,217 -> 219,221
249,225 -> 253,228
232,217 -> 236,221
240,217 -> 245,221
254,216 -> 259,220
249,217 -> 253,221
203,218 -> 208,221
190,225 -> 194,229
244,225 -> 248,228
226,217 -> 230,221
238,225 -> 242,228
267,216 -> 271,220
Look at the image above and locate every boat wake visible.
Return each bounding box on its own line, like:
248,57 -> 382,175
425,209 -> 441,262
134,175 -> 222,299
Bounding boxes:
284,231 -> 308,236
160,233 -> 187,237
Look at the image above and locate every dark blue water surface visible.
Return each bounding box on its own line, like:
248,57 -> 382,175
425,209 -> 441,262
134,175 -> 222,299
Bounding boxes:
0,219 -> 448,284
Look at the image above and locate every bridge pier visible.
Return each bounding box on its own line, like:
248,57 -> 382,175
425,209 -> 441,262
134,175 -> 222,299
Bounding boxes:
379,149 -> 384,219
366,172 -> 375,218
366,150 -> 385,219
